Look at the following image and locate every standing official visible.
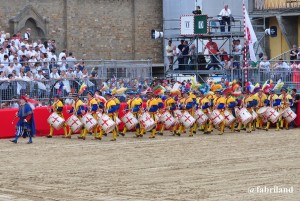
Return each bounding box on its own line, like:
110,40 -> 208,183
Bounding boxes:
10,96 -> 35,144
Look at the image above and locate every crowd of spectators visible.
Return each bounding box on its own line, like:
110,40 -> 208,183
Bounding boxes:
0,28 -> 97,82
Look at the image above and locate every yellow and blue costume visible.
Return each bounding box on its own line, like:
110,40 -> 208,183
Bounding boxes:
69,96 -> 85,138
48,96 -> 68,138
265,91 -> 281,130
99,94 -> 118,141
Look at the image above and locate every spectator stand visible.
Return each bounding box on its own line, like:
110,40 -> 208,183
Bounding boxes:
0,59 -> 152,108
163,15 -> 245,83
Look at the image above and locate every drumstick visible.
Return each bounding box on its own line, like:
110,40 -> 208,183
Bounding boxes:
11,116 -> 17,125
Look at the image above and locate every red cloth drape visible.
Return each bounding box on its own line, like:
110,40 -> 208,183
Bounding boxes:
294,102 -> 300,126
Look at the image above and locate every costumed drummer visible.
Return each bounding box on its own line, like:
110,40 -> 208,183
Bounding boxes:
197,90 -> 212,134
254,89 -> 268,129
279,88 -> 293,130
250,91 -> 258,131
213,90 -> 226,135
264,89 -> 281,131
141,91 -> 158,139
119,91 -> 142,137
47,94 -> 68,138
236,90 -> 253,133
190,91 -> 198,135
10,96 -> 36,144
99,92 -> 118,141
68,93 -> 85,139
155,91 -> 164,136
179,90 -> 194,137
84,90 -> 99,139
159,90 -> 176,135
224,90 -> 237,132
111,89 -> 121,134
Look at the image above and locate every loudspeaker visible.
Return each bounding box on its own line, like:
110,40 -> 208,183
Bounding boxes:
151,29 -> 163,39
265,26 -> 277,37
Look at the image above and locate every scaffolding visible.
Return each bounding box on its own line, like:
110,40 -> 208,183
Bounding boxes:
163,15 -> 245,83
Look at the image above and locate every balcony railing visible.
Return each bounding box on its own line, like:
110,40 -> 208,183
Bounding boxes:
254,0 -> 300,10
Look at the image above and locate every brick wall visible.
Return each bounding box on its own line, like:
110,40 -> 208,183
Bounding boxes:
0,0 -> 163,63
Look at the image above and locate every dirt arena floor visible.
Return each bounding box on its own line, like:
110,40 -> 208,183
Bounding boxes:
0,129 -> 299,201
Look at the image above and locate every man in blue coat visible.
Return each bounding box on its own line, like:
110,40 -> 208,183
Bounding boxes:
10,96 -> 36,144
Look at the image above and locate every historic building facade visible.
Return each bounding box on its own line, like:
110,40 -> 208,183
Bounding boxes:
0,0 -> 163,63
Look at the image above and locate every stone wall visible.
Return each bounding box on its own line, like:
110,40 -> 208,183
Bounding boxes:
0,0 -> 163,63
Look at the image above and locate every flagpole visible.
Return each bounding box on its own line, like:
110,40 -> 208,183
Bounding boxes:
243,0 -> 248,84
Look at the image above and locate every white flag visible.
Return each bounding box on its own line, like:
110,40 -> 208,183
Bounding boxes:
17,82 -> 22,95
244,7 -> 257,62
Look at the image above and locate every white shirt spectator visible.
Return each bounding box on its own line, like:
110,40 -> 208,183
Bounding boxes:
49,52 -> 57,61
35,72 -> 46,80
58,51 -> 66,61
58,60 -> 68,71
66,55 -> 76,68
219,7 -> 231,17
0,54 -> 4,62
74,70 -> 83,79
1,58 -> 10,68
17,49 -> 27,59
5,65 -> 15,75
66,69 -> 75,79
259,60 -> 270,71
166,45 -> 173,57
50,71 -> 60,79
13,62 -> 22,76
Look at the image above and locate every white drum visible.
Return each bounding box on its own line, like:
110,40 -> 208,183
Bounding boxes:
173,110 -> 182,125
252,110 -> 258,121
160,111 -> 175,129
139,112 -> 156,131
155,113 -> 162,123
180,111 -> 196,128
96,111 -> 103,120
121,112 -> 138,130
209,110 -> 225,126
224,110 -> 235,126
265,107 -> 280,123
116,117 -> 121,125
282,107 -> 297,123
66,115 -> 83,132
257,107 -> 268,117
235,108 -> 241,122
47,112 -> 65,130
99,114 -> 116,133
194,109 -> 208,126
81,113 -> 98,132
239,108 -> 252,124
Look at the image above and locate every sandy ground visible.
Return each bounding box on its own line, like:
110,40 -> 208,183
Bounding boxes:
0,129 -> 299,201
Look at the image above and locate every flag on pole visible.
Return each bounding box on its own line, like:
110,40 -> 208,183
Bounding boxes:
78,83 -> 87,95
244,3 -> 257,62
57,81 -> 64,95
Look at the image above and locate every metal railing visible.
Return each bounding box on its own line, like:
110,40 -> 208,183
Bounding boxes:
254,0 -> 300,10
0,76 -> 150,109
270,49 -> 292,61
0,59 -> 152,81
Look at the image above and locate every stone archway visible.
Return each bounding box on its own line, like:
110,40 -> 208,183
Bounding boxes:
19,18 -> 46,41
9,5 -> 49,41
